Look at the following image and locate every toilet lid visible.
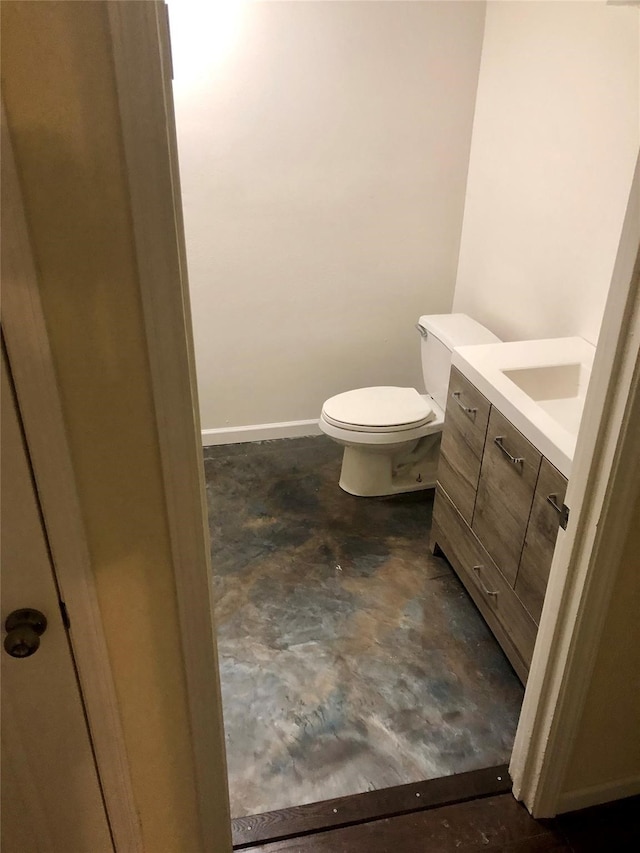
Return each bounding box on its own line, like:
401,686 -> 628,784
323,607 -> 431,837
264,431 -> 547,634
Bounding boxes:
322,387 -> 435,432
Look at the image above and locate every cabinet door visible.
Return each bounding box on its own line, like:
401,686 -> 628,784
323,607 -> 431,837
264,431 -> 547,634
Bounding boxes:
515,458 -> 567,623
438,368 -> 491,524
432,486 -> 537,683
473,408 -> 541,585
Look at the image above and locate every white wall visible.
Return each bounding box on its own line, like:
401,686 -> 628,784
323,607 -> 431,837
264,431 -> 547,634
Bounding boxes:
453,1 -> 639,346
170,1 -> 486,434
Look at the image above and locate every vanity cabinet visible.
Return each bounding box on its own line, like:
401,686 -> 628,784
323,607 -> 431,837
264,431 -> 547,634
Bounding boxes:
431,367 -> 568,683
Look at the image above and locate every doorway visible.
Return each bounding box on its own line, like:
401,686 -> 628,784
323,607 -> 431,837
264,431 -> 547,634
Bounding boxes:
166,0 -> 640,840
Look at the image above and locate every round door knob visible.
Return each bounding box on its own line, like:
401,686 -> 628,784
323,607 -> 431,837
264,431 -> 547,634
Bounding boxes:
4,609 -> 47,658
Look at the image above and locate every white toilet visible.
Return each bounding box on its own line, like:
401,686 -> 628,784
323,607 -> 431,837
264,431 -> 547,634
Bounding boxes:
319,314 -> 500,497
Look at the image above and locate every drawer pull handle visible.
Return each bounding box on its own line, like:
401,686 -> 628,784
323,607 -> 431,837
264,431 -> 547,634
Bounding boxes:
494,436 -> 524,466
472,566 -> 498,597
451,391 -> 477,418
547,494 -> 570,530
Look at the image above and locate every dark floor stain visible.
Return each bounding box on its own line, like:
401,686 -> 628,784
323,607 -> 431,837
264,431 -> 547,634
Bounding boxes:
204,435 -> 523,817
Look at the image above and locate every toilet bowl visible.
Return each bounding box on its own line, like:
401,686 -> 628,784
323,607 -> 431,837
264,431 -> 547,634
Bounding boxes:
319,314 -> 500,497
320,387 -> 445,496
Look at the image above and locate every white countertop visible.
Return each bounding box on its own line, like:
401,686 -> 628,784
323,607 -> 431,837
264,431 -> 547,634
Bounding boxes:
452,337 -> 595,477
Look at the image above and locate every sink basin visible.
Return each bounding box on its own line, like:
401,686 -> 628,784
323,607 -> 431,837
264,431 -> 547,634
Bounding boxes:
451,337 -> 595,476
501,362 -> 590,435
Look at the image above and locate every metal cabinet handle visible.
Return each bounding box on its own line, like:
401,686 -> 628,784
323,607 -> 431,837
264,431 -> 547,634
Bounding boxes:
494,436 -> 524,466
451,391 -> 477,417
472,566 -> 498,597
547,494 -> 570,530
546,494 -> 563,515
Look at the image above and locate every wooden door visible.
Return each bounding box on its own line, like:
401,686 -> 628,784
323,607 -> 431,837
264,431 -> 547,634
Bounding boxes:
1,343 -> 114,853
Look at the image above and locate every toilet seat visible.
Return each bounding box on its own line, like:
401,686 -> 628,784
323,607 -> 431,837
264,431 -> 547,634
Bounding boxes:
321,386 -> 436,433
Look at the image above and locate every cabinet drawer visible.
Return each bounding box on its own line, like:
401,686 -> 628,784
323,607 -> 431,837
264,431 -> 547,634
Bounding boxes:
438,368 -> 491,524
516,458 -> 567,623
473,408 -> 542,585
432,486 -> 537,683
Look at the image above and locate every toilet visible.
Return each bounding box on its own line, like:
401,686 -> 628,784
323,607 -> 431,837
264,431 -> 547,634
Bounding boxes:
319,314 -> 500,497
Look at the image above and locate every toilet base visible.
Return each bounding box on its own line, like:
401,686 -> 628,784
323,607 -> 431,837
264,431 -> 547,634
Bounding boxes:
338,433 -> 442,497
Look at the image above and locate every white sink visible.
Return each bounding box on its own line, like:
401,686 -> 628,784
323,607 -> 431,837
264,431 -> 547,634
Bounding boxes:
501,362 -> 591,435
452,337 -> 595,476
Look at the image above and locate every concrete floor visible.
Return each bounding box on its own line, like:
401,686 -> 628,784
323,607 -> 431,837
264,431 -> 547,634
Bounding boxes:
204,435 -> 523,818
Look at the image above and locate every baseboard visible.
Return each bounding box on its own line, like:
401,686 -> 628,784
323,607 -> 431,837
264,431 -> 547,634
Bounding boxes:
556,774 -> 640,814
201,419 -> 322,447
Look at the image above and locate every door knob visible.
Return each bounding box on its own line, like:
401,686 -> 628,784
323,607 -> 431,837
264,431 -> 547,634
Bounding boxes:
3,609 -> 47,658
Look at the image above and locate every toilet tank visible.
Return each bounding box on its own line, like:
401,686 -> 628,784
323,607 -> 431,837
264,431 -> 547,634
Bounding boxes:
417,314 -> 500,411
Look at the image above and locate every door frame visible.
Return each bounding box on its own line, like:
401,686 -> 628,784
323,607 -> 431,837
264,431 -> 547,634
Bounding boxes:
510,153 -> 640,815
3,3 -> 639,847
2,3 -> 232,848
106,3 -> 232,849
1,107 -> 143,851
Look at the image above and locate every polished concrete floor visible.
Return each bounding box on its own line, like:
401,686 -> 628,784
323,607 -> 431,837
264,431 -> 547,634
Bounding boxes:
204,436 -> 523,818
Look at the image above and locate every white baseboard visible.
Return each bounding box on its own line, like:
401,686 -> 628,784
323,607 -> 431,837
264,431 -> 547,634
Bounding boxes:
201,418 -> 322,446
557,774 -> 640,814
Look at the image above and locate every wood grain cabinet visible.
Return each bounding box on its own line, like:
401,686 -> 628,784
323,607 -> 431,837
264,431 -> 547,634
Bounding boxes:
473,408 -> 541,585
431,368 -> 568,683
438,368 -> 491,524
516,458 -> 568,624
